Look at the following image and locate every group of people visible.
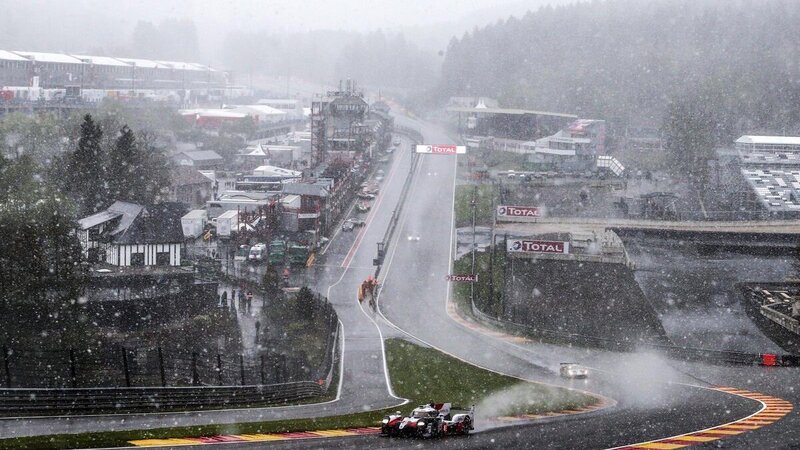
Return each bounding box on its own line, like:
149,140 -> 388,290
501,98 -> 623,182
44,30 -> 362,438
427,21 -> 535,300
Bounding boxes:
219,288 -> 255,315
358,275 -> 379,310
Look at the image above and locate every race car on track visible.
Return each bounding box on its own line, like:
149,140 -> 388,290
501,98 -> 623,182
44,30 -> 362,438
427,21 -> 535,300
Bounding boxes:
381,403 -> 474,438
559,362 -> 589,379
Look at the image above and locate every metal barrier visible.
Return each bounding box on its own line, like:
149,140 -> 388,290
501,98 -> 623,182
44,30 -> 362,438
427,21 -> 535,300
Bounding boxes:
373,127 -> 423,276
0,382 -> 325,416
468,298 -> 799,367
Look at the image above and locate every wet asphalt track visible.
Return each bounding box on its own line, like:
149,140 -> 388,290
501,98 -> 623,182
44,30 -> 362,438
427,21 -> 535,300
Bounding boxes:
5,115 -> 799,449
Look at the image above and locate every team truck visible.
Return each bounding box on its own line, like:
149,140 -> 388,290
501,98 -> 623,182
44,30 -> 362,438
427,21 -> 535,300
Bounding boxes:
268,239 -> 287,266
287,242 -> 310,266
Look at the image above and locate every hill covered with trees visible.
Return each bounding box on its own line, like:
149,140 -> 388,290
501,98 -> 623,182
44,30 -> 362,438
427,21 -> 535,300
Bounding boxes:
439,0 -> 800,144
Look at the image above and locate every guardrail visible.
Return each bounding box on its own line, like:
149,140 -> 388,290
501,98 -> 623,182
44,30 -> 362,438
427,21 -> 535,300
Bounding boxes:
0,382 -> 325,416
468,297 -> 799,367
373,127 -> 423,275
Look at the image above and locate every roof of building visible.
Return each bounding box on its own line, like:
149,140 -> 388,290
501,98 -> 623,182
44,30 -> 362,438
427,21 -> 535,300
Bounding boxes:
446,106 -> 577,119
12,51 -> 85,64
114,57 -> 167,68
228,105 -> 287,116
77,201 -> 143,236
78,210 -> 123,230
157,60 -> 205,71
172,166 -> 214,186
330,95 -> 368,107
282,182 -> 329,197
182,209 -> 207,220
180,108 -> 249,119
70,54 -> 131,67
177,150 -> 224,161
0,50 -> 29,62
253,165 -> 301,177
736,135 -> 800,146
114,202 -> 185,244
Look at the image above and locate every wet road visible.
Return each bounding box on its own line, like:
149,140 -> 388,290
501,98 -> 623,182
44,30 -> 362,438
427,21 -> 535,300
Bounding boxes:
167,115 -> 799,449
5,117 -> 799,449
370,115 -> 799,449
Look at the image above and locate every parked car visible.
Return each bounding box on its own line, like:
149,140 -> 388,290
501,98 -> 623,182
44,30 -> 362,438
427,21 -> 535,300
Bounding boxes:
342,218 -> 366,232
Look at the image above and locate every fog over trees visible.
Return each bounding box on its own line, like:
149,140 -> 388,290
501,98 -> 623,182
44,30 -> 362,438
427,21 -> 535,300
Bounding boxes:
439,0 -> 800,143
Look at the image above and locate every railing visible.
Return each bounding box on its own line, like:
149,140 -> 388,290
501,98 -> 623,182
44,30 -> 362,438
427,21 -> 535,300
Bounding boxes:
373,127 -> 423,274
0,382 -> 325,416
467,296 -> 799,367
0,344 -> 304,389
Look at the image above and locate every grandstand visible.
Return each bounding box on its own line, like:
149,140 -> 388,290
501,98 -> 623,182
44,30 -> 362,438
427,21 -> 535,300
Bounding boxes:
0,50 -> 230,94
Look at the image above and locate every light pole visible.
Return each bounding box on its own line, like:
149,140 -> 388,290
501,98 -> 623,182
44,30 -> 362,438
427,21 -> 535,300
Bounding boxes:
470,186 -> 477,309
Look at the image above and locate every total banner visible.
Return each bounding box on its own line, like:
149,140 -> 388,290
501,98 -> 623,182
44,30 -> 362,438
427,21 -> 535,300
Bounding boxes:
445,274 -> 479,282
506,239 -> 569,255
415,144 -> 467,154
496,205 -> 541,218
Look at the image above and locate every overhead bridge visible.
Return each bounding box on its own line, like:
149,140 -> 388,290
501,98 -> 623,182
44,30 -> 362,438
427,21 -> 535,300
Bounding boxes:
496,217 -> 800,234
496,218 -> 800,250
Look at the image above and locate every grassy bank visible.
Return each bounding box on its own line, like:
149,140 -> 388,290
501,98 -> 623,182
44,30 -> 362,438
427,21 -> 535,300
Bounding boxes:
454,183 -> 498,228
0,339 -> 595,449
386,339 -> 593,416
452,250 -> 506,318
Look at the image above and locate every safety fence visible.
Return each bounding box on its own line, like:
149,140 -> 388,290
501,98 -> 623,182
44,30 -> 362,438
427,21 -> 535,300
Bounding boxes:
0,313 -> 340,416
373,127 -> 423,275
1,302 -> 338,389
468,300 -> 799,367
0,382 -> 325,416
1,344 -> 308,389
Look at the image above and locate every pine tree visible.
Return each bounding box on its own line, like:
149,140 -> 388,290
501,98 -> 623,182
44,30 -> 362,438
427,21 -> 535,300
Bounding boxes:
68,114 -> 106,215
107,125 -> 144,203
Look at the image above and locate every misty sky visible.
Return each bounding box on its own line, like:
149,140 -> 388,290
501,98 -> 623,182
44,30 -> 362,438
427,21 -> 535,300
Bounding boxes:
117,0 -> 542,32
1,0 -> 569,56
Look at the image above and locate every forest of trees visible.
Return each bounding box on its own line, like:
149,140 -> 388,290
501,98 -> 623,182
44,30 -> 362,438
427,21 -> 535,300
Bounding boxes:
439,0 -> 800,145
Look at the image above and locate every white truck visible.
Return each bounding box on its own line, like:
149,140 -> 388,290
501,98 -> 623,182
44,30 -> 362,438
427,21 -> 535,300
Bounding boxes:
181,209 -> 208,238
214,210 -> 239,237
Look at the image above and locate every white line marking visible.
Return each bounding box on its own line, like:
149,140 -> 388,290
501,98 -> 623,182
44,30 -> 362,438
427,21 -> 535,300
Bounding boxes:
374,148 -> 615,411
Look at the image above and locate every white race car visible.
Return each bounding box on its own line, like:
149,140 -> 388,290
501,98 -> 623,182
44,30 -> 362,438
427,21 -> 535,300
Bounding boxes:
559,363 -> 589,379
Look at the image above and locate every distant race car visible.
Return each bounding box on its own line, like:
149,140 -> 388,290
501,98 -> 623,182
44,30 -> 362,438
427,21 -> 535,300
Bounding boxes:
382,403 -> 474,438
559,363 -> 589,379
